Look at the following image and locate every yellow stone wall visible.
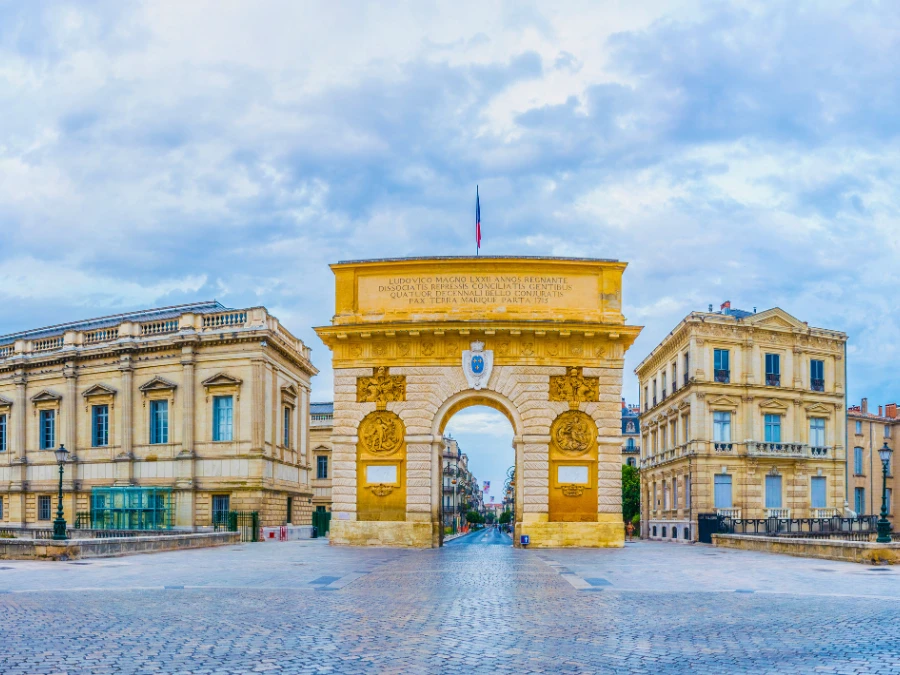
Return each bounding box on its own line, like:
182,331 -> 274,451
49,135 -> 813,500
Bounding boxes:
636,307 -> 847,541
0,305 -> 317,530
316,257 -> 641,548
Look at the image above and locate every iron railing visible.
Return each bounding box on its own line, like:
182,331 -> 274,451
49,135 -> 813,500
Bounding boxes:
714,369 -> 730,383
811,378 -> 825,392
719,515 -> 878,538
766,374 -> 780,386
213,511 -> 259,542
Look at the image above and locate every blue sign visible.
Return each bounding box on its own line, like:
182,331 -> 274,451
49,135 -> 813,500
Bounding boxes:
520,534 -> 530,546
471,354 -> 485,374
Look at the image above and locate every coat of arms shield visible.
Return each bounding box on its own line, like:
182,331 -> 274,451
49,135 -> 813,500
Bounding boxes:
462,340 -> 493,390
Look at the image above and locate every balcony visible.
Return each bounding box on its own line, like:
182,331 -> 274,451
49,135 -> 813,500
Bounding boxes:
810,446 -> 829,457
766,374 -> 780,387
713,442 -> 734,452
717,508 -> 741,519
765,508 -> 791,518
812,508 -> 839,518
714,369 -> 730,383
811,378 -> 825,392
747,442 -> 803,457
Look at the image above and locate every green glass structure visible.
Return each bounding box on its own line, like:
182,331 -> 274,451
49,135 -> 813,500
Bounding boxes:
88,486 -> 173,530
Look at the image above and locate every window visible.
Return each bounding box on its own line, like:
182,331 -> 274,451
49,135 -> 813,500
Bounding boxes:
626,457 -> 636,467
811,477 -> 827,509
856,420 -> 862,435
854,487 -> 865,515
765,353 -> 780,386
653,483 -> 657,508
626,437 -> 635,450
661,373 -> 667,398
212,495 -> 230,525
672,363 -> 677,391
765,475 -> 783,509
764,414 -> 782,443
316,505 -> 326,513
92,405 -> 109,447
663,481 -> 669,510
661,427 -> 667,451
809,418 -> 826,447
713,411 -> 731,442
713,349 -> 730,383
212,396 -> 233,442
38,495 -> 51,521
886,425 -> 892,439
317,455 -> 328,479
0,496 -> 3,520
283,407 -> 291,448
683,352 -> 690,385
287,497 -> 293,524
149,400 -> 168,444
684,414 -> 690,443
854,447 -> 864,475
685,476 -> 691,508
652,379 -> 657,405
714,475 -> 732,508
673,478 -> 679,509
39,410 -> 56,450
810,359 -> 824,391
644,386 -> 649,411
0,413 -> 6,452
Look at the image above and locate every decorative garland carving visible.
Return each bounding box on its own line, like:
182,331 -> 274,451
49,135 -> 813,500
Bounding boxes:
561,484 -> 585,497
551,410 -> 595,455
356,366 -> 406,405
368,483 -> 395,497
358,410 -> 404,455
549,367 -> 599,405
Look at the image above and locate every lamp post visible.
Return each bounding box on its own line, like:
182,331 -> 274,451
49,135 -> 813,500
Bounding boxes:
52,444 -> 69,541
876,441 -> 893,544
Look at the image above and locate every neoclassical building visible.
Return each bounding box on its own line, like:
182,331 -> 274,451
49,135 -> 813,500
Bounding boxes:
0,301 -> 317,530
636,303 -> 847,542
847,399 -> 897,519
310,401 -> 334,513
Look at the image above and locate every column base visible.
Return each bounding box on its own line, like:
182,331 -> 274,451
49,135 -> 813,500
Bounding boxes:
514,518 -> 625,548
330,520 -> 434,547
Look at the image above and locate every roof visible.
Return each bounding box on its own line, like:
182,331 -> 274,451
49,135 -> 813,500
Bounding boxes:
311,402 -> 334,415
0,301 -> 227,343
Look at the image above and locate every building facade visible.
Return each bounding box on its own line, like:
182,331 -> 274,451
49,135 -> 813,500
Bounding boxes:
622,400 -> 640,467
441,437 -> 482,531
310,402 -> 334,513
0,302 -> 317,530
636,304 -> 847,542
847,399 -> 897,521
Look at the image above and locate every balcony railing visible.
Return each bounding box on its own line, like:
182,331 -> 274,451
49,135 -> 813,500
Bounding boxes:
765,508 -> 791,518
811,378 -> 825,392
84,328 -> 119,344
714,369 -> 730,383
34,336 -> 64,352
141,319 -> 179,336
714,442 -> 733,452
716,508 -> 741,519
766,374 -> 780,386
810,446 -> 829,457
747,442 -> 803,456
811,508 -> 839,518
202,311 -> 248,329
0,345 -> 13,358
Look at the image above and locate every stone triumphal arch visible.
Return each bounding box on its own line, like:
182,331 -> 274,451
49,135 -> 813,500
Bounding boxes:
315,257 -> 641,548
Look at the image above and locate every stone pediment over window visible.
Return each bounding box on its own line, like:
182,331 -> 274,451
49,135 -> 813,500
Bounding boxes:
82,384 -> 118,399
31,389 -> 62,403
201,373 -> 243,389
707,395 -> 739,409
281,383 -> 298,408
758,398 -> 789,411
0,394 -> 12,409
805,402 -> 833,416
139,376 -> 178,394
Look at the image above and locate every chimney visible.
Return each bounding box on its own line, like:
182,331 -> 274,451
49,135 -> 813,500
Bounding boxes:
886,403 -> 897,419
721,301 -> 731,311
879,405 -> 883,417
861,398 -> 868,414
621,397 -> 626,409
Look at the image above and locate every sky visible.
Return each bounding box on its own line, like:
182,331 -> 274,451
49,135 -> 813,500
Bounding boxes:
2,1 -> 900,491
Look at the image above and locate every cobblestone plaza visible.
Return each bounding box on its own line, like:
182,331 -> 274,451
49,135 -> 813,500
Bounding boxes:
2,535 -> 899,674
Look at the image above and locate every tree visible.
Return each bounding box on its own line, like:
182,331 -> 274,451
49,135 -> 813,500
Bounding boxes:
466,509 -> 484,525
622,464 -> 640,524
498,510 -> 512,525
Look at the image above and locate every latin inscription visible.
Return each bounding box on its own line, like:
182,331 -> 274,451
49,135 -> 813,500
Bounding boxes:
375,274 -> 575,306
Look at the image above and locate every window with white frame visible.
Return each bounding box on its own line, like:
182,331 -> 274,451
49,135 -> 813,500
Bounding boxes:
0,413 -> 6,452
886,425 -> 892,439
854,447 -> 864,475
149,400 -> 168,444
811,476 -> 827,509
809,418 -> 826,447
212,396 -> 234,442
855,420 -> 862,434
673,478 -> 679,509
92,404 -> 109,447
713,411 -> 731,442
810,359 -> 824,391
854,487 -> 865,514
764,414 -> 782,443
685,476 -> 691,508
39,410 -> 55,450
283,407 -> 291,448
38,495 -> 51,520
317,455 -> 328,479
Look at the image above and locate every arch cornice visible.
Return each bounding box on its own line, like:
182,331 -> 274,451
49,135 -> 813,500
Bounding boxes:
430,388 -> 524,438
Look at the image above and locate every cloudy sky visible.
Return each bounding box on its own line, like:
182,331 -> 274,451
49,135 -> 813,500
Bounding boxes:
2,1 -> 899,490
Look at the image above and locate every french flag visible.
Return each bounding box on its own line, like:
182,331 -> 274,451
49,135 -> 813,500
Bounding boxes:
475,185 -> 482,254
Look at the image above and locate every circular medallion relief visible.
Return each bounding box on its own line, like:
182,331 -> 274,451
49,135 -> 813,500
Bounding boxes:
551,410 -> 596,455
359,411 -> 404,455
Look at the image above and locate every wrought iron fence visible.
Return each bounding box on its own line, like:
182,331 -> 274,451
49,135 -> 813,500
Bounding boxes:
213,511 -> 259,542
719,515 -> 878,538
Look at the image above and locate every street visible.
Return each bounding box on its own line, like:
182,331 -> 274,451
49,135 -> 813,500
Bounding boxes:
1,540 -> 899,673
446,527 -> 512,547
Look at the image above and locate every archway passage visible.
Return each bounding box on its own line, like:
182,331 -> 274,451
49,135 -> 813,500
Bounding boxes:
440,404 -> 515,545
315,256 -> 641,548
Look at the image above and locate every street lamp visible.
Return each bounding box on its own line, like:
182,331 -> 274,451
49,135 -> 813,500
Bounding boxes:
876,441 -> 893,543
53,444 -> 69,541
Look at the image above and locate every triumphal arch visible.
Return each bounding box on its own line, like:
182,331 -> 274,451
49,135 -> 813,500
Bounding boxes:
315,257 -> 641,548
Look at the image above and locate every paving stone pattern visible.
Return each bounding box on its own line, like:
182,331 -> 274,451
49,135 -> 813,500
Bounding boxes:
1,537 -> 899,674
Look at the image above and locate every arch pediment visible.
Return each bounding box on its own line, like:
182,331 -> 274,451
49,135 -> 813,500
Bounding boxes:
201,373 -> 243,388
758,398 -> 789,411
82,383 -> 117,398
31,389 -> 62,403
139,376 -> 178,393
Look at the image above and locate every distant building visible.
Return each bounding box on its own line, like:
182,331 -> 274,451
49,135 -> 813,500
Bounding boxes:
0,302 -> 317,530
847,399 -> 897,522
441,437 -> 481,531
622,399 -> 640,467
636,303 -> 847,542
310,402 -> 333,513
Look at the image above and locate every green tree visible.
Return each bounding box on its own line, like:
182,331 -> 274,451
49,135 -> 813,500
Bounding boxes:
498,510 -> 512,525
622,464 -> 640,523
466,510 -> 484,525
